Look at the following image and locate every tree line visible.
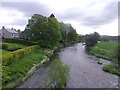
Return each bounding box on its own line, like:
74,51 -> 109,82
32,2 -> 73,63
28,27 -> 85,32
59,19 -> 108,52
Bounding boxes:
21,14 -> 78,48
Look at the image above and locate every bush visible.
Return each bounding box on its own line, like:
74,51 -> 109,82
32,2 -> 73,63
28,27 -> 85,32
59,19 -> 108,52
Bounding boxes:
2,45 -> 40,66
0,44 -> 8,50
5,38 -> 37,46
7,47 -> 21,52
45,59 -> 70,88
102,64 -> 120,76
2,66 -> 11,83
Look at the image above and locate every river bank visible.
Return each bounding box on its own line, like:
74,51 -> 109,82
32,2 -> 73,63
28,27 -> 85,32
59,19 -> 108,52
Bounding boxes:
18,43 -> 118,88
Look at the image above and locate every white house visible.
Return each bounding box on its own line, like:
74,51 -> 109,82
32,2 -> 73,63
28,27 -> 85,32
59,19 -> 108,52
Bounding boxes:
0,26 -> 20,38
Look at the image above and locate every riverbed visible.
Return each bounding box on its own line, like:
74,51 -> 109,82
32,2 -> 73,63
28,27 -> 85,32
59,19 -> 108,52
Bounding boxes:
18,43 -> 118,88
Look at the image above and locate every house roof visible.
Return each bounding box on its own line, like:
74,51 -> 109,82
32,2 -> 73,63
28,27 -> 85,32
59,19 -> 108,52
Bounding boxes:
2,28 -> 18,34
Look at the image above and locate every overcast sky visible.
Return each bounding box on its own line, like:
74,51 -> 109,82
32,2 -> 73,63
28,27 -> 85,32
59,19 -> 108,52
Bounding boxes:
0,0 -> 119,36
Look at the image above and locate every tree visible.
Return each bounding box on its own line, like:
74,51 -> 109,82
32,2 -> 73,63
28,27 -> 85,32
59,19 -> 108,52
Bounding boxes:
85,32 -> 100,49
21,14 -> 62,48
67,29 -> 78,43
45,59 -> 70,88
59,22 -> 78,43
22,14 -> 48,41
47,17 -> 62,46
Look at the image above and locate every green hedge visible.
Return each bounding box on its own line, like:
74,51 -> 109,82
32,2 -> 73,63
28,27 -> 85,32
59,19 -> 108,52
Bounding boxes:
5,38 -> 37,46
1,45 -> 40,66
0,44 -> 8,50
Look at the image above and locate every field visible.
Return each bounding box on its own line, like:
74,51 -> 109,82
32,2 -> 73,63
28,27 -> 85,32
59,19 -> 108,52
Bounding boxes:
90,41 -> 118,60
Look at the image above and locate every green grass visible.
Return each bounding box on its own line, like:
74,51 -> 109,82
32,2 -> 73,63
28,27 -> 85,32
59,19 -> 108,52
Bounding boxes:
0,42 -> 28,55
0,42 -> 28,49
2,48 -> 52,88
102,64 -> 120,76
90,41 -> 118,60
0,50 -> 9,54
95,41 -> 118,51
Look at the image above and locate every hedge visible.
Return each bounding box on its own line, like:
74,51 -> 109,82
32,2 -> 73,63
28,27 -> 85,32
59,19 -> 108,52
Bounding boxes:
4,38 -> 37,46
1,45 -> 40,66
0,44 -> 8,50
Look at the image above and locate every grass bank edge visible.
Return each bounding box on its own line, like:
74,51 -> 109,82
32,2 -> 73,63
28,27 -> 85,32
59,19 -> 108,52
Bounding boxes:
102,64 -> 120,76
3,57 -> 50,88
2,45 -> 61,88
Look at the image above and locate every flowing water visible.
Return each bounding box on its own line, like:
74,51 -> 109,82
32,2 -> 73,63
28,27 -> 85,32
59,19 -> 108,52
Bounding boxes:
18,43 -> 118,88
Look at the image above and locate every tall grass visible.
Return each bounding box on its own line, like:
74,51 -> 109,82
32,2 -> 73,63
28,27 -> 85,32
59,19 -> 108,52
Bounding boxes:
90,41 -> 118,60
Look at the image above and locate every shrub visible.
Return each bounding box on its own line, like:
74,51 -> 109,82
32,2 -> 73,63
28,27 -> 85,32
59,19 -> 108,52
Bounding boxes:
4,38 -> 37,46
7,47 -> 21,52
2,45 -> 40,66
2,66 -> 11,83
97,62 -> 103,65
0,44 -> 8,50
102,64 -> 120,76
45,59 -> 70,88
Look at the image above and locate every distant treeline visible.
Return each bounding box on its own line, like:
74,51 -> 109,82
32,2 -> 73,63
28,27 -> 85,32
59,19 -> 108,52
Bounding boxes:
78,35 -> 120,42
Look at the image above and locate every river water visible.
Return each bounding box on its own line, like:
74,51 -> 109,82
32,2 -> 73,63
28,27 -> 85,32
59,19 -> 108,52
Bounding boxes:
18,43 -> 118,88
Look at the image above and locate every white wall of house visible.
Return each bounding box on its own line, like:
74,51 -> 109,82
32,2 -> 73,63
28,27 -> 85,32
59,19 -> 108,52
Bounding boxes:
0,27 -> 19,38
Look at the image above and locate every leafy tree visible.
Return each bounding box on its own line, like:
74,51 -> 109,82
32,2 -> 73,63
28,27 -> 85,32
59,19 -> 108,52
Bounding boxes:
67,29 -> 78,43
59,22 -> 68,42
47,17 -> 62,46
22,14 -> 48,41
85,32 -> 100,49
59,22 -> 78,44
21,14 -> 62,48
45,59 -> 70,88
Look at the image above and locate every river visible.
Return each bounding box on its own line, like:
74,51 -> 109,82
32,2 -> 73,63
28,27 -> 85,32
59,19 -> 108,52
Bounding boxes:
18,43 -> 118,88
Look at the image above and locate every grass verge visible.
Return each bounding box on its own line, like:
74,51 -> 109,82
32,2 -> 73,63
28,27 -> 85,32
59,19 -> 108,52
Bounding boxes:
2,49 -> 52,88
102,64 -> 120,76
0,42 -> 28,49
90,41 -> 118,60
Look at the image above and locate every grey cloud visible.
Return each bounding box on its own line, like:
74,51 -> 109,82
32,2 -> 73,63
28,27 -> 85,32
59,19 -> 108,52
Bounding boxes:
2,2 -> 51,17
58,1 -> 118,28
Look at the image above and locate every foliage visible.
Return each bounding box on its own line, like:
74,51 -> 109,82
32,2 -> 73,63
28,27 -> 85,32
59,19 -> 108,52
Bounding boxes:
111,43 -> 120,66
67,28 -> 78,43
46,59 -> 70,88
99,37 -> 109,41
59,22 -> 78,44
85,32 -> 100,49
21,14 -> 78,48
2,45 -> 39,66
0,50 -> 9,55
47,17 -> 62,46
97,62 -> 103,65
102,64 -> 120,76
21,14 -> 62,48
2,66 -> 11,83
2,49 -> 51,88
0,42 -> 28,50
0,44 -> 8,50
5,38 -> 37,46
7,47 -> 21,52
90,41 -> 119,60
